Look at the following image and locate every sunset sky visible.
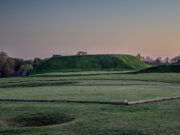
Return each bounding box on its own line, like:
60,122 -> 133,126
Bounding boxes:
0,0 -> 180,59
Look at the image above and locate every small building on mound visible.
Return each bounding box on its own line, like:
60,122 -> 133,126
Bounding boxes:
52,54 -> 61,57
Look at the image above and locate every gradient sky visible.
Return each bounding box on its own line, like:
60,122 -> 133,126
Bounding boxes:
0,0 -> 180,59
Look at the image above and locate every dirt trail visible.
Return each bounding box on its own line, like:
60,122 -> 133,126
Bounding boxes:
0,96 -> 180,105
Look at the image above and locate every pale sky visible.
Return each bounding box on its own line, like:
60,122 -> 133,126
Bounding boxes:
0,0 -> 180,59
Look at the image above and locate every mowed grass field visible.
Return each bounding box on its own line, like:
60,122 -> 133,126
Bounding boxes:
0,72 -> 180,135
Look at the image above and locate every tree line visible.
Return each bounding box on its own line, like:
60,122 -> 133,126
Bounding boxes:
0,51 -> 44,77
0,50 -> 88,77
136,53 -> 180,65
0,51 -> 179,77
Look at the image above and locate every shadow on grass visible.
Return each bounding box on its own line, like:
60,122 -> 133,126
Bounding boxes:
8,112 -> 74,127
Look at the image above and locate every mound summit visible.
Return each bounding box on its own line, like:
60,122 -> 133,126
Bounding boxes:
33,54 -> 149,73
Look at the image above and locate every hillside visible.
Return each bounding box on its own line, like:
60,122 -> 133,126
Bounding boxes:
32,54 -> 150,73
136,64 -> 180,73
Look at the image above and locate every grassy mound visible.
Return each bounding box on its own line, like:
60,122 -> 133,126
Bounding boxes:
10,112 -> 74,127
32,54 -> 149,73
136,65 -> 180,73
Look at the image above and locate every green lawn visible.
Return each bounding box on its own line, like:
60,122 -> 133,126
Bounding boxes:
0,72 -> 180,135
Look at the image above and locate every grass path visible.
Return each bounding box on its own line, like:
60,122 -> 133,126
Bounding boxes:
0,96 -> 180,105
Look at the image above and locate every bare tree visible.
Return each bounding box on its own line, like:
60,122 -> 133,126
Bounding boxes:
76,51 -> 87,56
171,55 -> 180,64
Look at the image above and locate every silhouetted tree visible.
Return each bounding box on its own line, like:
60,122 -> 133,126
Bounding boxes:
154,57 -> 162,65
1,58 -> 15,77
136,54 -> 169,65
164,57 -> 170,65
0,51 -> 9,67
136,53 -> 143,60
171,55 -> 180,64
33,57 -> 42,68
14,58 -> 24,73
0,51 -> 10,77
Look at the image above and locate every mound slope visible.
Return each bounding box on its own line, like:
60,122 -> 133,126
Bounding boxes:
137,64 -> 180,73
33,54 -> 149,73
